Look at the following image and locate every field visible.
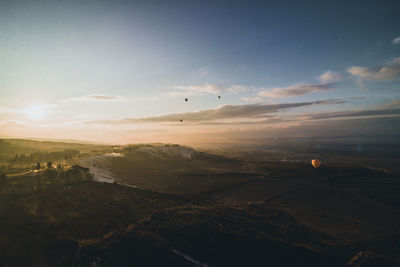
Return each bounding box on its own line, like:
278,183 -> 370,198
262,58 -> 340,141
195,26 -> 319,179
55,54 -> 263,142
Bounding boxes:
88,145 -> 261,194
0,138 -> 399,266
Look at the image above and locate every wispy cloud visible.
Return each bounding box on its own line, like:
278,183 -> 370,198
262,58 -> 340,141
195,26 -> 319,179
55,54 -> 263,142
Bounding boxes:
347,57 -> 400,81
258,83 -> 333,98
198,67 -> 208,76
240,97 -> 263,102
256,70 -> 341,99
168,84 -> 257,97
375,100 -> 400,109
226,85 -> 255,93
64,94 -> 128,102
86,98 -> 345,125
301,107 -> 400,121
168,84 -> 221,97
393,36 -> 400,45
318,70 -> 342,84
170,74 -> 340,99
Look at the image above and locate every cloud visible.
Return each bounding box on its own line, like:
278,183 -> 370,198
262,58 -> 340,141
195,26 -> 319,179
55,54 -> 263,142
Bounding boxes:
347,57 -> 400,81
198,67 -> 208,76
256,70 -> 341,99
302,108 -> 400,121
170,73 -> 339,99
375,100 -> 400,109
258,83 -> 333,98
64,94 -> 128,102
318,70 -> 342,84
86,98 -> 345,125
168,84 -> 256,97
188,116 -> 284,126
168,84 -> 221,96
393,36 -> 400,45
240,97 -> 262,102
226,85 -> 256,93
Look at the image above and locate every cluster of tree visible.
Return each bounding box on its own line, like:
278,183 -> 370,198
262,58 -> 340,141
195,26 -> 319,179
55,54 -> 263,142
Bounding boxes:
44,165 -> 90,180
9,149 -> 80,164
34,161 -> 63,170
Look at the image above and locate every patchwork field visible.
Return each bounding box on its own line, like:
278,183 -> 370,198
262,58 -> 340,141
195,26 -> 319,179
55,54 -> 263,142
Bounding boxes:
0,139 -> 399,266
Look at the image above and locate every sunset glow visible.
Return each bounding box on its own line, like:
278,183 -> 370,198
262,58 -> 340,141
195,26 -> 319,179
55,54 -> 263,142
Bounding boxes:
24,105 -> 46,121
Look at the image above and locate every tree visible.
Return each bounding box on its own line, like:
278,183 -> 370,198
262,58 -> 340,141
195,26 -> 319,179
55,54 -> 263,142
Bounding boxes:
47,161 -> 52,168
36,163 -> 41,170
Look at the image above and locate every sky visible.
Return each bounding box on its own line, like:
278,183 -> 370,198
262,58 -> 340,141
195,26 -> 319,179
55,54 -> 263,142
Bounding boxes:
0,0 -> 399,144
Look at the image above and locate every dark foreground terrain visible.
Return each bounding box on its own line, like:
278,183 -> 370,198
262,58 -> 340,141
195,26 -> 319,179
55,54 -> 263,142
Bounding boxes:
0,139 -> 399,266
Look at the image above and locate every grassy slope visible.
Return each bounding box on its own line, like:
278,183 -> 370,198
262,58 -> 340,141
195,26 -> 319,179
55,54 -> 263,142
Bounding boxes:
107,146 -> 260,194
0,167 -> 196,266
0,166 -> 356,267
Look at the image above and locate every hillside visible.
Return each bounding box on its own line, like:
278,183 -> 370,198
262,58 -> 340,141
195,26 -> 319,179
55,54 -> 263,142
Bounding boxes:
0,165 -> 344,267
80,144 -> 261,194
0,140 -> 399,266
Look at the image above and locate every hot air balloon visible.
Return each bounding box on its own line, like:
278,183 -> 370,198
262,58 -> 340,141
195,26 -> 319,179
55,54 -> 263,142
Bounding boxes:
185,98 -> 188,102
311,159 -> 321,168
180,119 -> 183,123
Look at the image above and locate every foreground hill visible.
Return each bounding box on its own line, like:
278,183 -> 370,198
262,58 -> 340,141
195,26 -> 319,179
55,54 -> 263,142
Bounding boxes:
0,166 -> 347,267
0,140 -> 400,266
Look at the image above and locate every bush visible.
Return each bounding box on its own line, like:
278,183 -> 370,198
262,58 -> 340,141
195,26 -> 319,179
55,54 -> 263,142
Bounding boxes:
44,169 -> 57,178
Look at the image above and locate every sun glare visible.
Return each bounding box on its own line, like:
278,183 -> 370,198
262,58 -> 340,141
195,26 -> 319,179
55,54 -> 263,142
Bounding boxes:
25,105 -> 46,120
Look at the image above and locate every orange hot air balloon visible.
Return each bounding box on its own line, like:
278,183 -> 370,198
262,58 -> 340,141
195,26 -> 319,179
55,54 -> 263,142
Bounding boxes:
311,159 -> 321,168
